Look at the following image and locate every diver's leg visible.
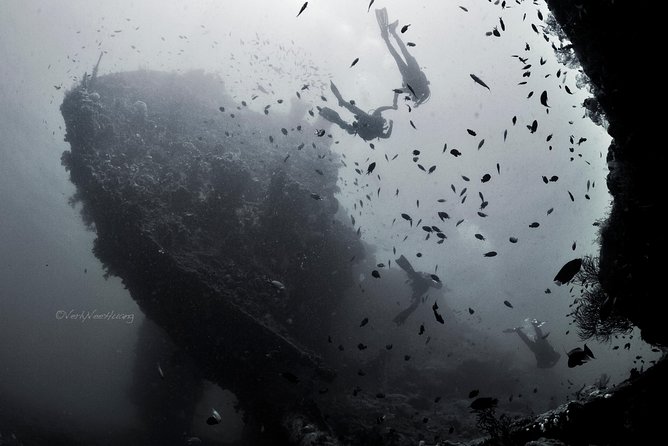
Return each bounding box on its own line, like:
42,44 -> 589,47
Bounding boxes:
339,101 -> 366,117
393,299 -> 420,325
390,27 -> 418,68
319,107 -> 355,133
329,81 -> 345,106
378,17 -> 409,77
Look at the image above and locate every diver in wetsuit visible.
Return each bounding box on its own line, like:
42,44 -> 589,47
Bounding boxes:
318,81 -> 398,141
393,255 -> 442,325
376,7 -> 431,107
506,319 -> 561,368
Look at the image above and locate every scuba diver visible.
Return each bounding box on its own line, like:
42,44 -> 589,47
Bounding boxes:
375,7 -> 431,107
393,255 -> 443,325
505,318 -> 561,368
318,81 -> 398,141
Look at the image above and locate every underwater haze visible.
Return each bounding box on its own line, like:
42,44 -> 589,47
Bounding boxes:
0,1 -> 661,445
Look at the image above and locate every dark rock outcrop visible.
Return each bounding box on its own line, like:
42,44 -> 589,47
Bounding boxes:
61,69 -> 362,443
543,1 -> 666,346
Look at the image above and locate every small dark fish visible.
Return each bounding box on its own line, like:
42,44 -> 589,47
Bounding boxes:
484,251 -> 497,257
406,83 -> 416,97
432,302 -> 445,324
419,324 -> 425,335
497,163 -> 500,174
567,344 -> 594,368
218,106 -> 225,112
540,90 -> 549,107
478,139 -> 485,149
553,258 -> 582,285
470,74 -> 490,90
503,300 -> 513,308
428,165 -> 436,174
401,24 -> 411,33
438,211 -> 450,221
450,149 -> 462,157
360,317 -> 369,327
475,233 -> 485,240
371,270 -> 381,279
544,288 -> 551,294
404,355 -> 411,361
470,397 -> 498,411
547,207 -> 554,215
565,85 -> 573,94
568,191 -> 574,202
527,120 -> 538,133
296,2 -> 308,17
512,116 -> 517,125
367,162 -> 376,174
310,193 -> 322,200
467,129 -> 477,136
350,57 -> 359,67
529,222 -> 540,228
367,0 -> 375,12
481,174 -> 491,183
509,237 -> 518,243
527,91 -> 534,99
407,42 -> 416,47
459,6 -> 468,11
316,129 -> 326,137
493,27 -> 500,37
430,274 -> 441,283
456,219 -> 464,227
281,372 -> 300,383
499,17 -> 505,31
410,120 -> 417,129
546,134 -> 553,141
358,343 -> 368,350
542,176 -> 549,184
469,389 -> 480,398
206,409 -> 222,425
281,127 -> 288,135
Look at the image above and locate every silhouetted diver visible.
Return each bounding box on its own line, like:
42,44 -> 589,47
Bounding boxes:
376,7 -> 431,107
393,255 -> 442,325
318,81 -> 398,141
506,319 -> 561,368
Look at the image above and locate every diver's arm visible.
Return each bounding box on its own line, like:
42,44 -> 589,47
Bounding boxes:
374,105 -> 395,113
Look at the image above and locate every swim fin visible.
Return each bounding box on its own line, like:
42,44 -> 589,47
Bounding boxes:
395,254 -> 416,276
375,8 -> 388,36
